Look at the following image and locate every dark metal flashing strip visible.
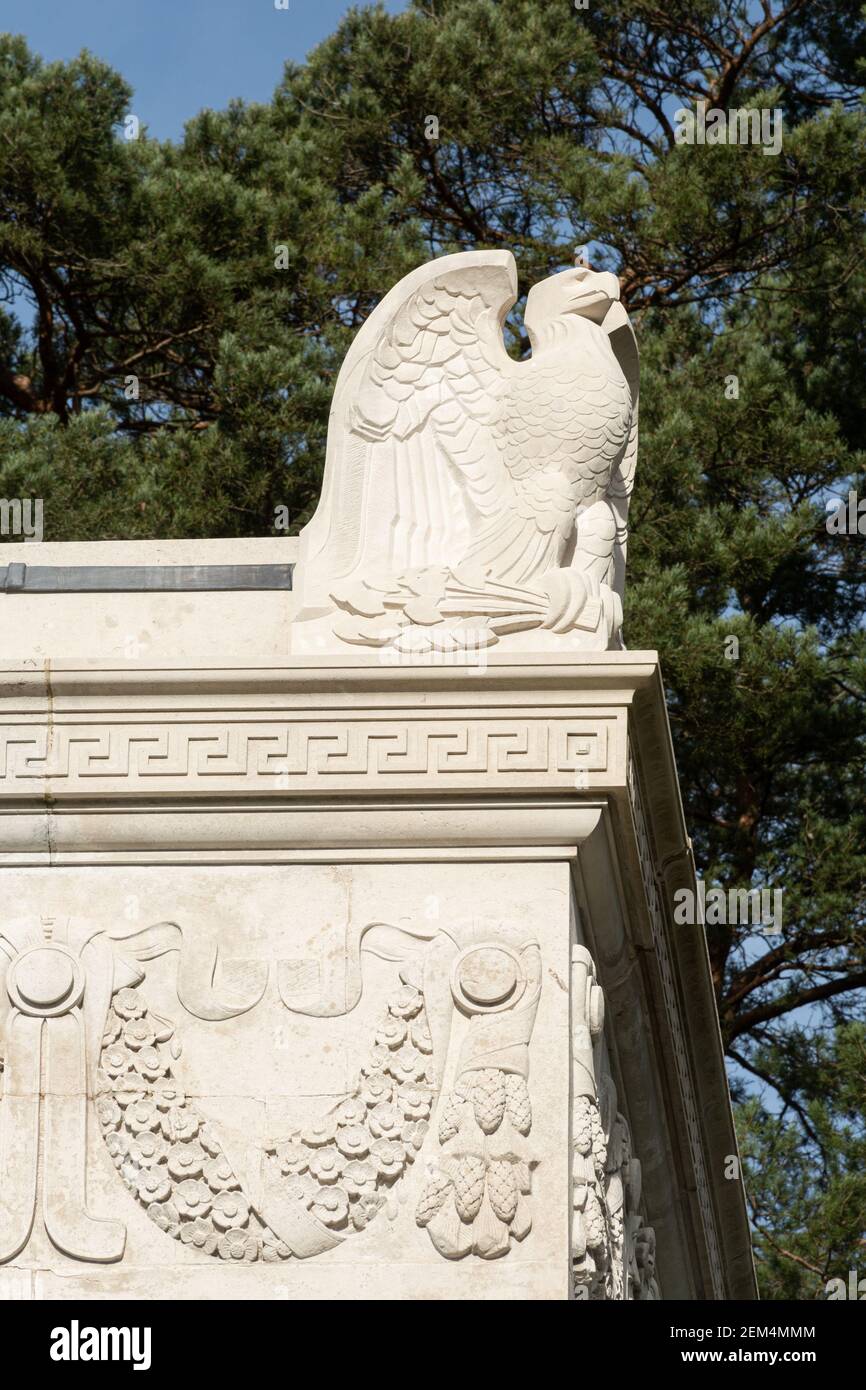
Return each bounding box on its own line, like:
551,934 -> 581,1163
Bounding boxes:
1,563 -> 294,593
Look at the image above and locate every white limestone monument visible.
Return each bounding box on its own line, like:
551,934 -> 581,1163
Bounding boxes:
0,252 -> 754,1300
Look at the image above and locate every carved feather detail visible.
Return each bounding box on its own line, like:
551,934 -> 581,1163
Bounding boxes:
296,250 -> 638,651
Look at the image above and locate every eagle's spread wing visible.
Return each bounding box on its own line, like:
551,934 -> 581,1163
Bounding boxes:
296,250 -> 519,616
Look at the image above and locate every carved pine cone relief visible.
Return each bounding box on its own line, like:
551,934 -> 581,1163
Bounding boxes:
416,1065 -> 536,1260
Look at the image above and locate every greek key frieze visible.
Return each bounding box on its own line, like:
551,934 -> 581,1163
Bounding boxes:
0,718 -> 610,791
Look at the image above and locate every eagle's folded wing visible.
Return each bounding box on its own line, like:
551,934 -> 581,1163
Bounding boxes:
296,251 -> 518,616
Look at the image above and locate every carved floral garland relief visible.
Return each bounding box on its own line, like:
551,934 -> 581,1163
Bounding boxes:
97,975 -> 431,1263
571,945 -> 660,1300
0,915 -> 540,1267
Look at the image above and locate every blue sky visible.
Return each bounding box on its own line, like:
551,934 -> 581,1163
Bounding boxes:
0,0 -> 404,142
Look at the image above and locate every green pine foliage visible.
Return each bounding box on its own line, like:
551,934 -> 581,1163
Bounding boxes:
1,3 -> 864,1296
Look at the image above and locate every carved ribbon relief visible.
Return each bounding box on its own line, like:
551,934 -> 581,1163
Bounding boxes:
0,914 -> 540,1267
571,945 -> 660,1300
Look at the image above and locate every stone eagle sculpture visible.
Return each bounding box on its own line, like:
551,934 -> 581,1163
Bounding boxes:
294,250 -> 638,654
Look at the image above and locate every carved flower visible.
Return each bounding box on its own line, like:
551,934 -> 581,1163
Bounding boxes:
261,1229 -> 291,1263
167,1141 -> 206,1181
163,1106 -> 200,1142
351,1192 -> 386,1231
114,987 -> 146,1020
96,1095 -> 121,1130
148,1199 -> 180,1236
133,1045 -> 167,1081
103,1045 -> 133,1078
335,1124 -> 370,1159
360,1071 -> 393,1107
341,1160 -> 378,1198
301,1115 -> 337,1148
362,1045 -> 390,1075
105,1131 -> 129,1166
389,985 -> 423,1019
129,1132 -> 168,1167
123,1017 -> 155,1051
335,1097 -> 367,1129
218,1228 -> 260,1262
274,1140 -> 310,1177
173,1179 -> 212,1220
369,1138 -> 407,1179
152,1082 -> 186,1111
211,1190 -> 250,1231
387,1043 -> 425,1082
402,1120 -> 429,1152
410,1019 -> 433,1053
137,1169 -> 172,1204
203,1155 -> 239,1192
368,1102 -> 403,1140
280,1173 -> 319,1204
397,1085 -> 431,1120
125,1097 -> 160,1133
309,1186 -> 349,1228
180,1217 -> 218,1256
113,1075 -> 146,1108
307,1146 -> 344,1185
375,1016 -> 407,1050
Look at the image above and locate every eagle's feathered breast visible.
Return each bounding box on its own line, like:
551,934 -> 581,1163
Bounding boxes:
467,323 -> 633,584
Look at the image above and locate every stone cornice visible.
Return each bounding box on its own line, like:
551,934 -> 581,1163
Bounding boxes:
0,649 -> 757,1299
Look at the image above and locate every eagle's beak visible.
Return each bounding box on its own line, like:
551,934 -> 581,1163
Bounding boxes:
568,269 -> 620,324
